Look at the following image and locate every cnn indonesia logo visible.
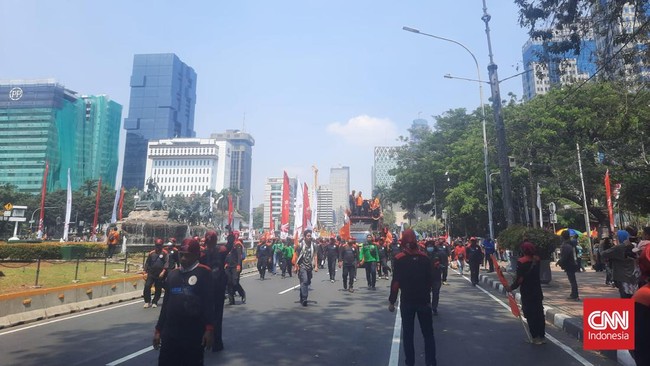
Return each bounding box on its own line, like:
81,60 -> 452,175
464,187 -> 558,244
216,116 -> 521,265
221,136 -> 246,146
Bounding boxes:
583,298 -> 634,350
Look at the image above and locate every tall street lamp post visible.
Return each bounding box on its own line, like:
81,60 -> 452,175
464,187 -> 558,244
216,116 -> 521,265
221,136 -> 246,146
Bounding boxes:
481,0 -> 515,226
402,26 -> 495,240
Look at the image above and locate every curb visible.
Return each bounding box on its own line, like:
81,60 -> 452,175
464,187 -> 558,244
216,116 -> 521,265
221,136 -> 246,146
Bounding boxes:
477,273 -> 635,366
0,290 -> 142,330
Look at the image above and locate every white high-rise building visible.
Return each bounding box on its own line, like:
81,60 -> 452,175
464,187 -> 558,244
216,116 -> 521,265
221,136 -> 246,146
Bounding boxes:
329,167 -> 350,227
144,138 -> 231,197
316,186 -> 334,230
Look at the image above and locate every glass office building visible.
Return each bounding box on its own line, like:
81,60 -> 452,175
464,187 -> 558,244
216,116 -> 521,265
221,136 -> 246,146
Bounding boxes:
0,80 -> 122,194
122,53 -> 197,190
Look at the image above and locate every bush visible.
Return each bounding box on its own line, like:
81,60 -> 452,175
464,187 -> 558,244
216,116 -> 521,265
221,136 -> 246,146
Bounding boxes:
0,242 -> 107,260
497,226 -> 560,260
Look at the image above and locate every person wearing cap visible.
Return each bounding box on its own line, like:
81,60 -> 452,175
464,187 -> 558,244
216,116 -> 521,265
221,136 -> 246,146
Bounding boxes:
506,241 -> 546,345
360,234 -> 380,290
632,242 -> 650,365
601,229 -> 639,298
281,238 -> 294,278
256,239 -> 272,280
339,238 -> 359,292
200,230 -> 231,352
143,238 -> 169,308
453,242 -> 467,276
377,237 -> 391,280
224,230 -> 246,305
388,229 -> 436,366
165,238 -> 179,270
466,237 -> 484,286
271,238 -> 283,275
293,229 -> 318,306
424,240 -> 443,316
153,238 -> 215,365
325,237 -> 339,283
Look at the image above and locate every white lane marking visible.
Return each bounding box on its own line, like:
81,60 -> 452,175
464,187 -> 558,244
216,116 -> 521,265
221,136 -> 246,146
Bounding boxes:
0,300 -> 141,336
278,285 -> 300,295
454,269 -> 593,366
388,301 -> 402,366
106,346 -> 153,365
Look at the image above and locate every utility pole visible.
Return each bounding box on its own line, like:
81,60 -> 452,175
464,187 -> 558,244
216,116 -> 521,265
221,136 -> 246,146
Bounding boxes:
482,0 -> 515,226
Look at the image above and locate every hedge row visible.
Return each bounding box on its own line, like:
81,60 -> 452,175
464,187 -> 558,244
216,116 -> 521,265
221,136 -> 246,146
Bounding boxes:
0,242 -> 107,260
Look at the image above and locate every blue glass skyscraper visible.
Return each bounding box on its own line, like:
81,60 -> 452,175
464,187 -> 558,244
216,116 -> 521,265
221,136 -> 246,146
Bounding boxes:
122,53 -> 197,189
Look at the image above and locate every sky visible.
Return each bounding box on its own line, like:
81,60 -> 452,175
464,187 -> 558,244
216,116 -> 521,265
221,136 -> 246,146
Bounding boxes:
0,0 -> 529,208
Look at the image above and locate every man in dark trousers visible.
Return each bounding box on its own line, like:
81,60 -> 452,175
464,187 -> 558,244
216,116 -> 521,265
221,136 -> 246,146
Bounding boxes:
325,237 -> 339,282
557,230 -> 580,300
425,240 -> 443,315
436,239 -> 450,285
143,238 -> 169,308
256,239 -> 272,280
389,229 -> 436,366
200,230 -> 231,352
483,237 -> 496,272
225,230 -> 246,305
153,238 -> 215,366
293,229 -> 318,306
466,237 -> 484,286
338,238 -> 359,292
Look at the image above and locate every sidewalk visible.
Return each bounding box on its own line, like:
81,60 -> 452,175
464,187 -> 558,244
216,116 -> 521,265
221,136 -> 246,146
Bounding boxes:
477,262 -> 636,366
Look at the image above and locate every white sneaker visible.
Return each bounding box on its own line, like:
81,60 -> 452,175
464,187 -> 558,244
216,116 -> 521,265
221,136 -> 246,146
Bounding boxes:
143,303 -> 151,308
152,303 -> 158,308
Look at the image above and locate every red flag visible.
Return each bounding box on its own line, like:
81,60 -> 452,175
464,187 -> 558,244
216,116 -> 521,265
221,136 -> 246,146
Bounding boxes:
303,183 -> 311,230
117,187 -> 125,220
507,292 -> 521,317
91,178 -> 102,237
281,171 -> 290,233
605,170 -> 615,236
492,254 -> 509,288
227,193 -> 233,226
37,161 -> 49,239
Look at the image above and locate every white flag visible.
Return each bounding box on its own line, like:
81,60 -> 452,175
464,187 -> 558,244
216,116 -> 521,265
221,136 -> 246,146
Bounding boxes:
294,178 -> 303,236
111,188 -> 120,223
63,169 -> 72,241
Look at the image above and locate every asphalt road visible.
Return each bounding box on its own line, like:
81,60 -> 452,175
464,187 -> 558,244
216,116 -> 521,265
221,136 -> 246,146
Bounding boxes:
0,266 -> 616,366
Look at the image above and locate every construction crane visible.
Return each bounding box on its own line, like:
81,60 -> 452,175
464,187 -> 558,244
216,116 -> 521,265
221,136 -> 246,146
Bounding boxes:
311,165 -> 318,191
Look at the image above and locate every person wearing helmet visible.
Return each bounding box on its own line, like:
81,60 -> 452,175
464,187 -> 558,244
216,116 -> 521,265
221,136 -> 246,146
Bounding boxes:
144,238 -> 169,308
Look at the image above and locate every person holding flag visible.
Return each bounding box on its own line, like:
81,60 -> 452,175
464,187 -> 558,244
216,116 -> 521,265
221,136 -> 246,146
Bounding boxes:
505,241 -> 546,344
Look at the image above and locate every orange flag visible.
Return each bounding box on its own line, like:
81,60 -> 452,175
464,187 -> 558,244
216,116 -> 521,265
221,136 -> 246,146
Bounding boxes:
339,222 -> 350,240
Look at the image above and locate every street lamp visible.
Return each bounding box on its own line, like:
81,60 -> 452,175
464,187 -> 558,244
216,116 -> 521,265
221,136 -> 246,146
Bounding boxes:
402,26 -> 494,240
481,0 -> 515,226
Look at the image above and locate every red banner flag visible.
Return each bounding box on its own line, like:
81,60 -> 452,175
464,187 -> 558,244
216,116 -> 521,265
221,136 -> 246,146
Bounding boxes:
227,193 -> 233,226
91,178 -> 102,237
303,182 -> 311,230
281,171 -> 290,233
507,292 -> 521,317
339,221 -> 350,240
37,161 -> 49,239
605,169 -> 615,236
117,187 -> 125,221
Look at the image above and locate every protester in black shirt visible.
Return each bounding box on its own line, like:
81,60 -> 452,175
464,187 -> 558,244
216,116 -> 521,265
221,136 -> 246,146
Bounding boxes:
153,238 -> 215,366
389,229 -> 437,366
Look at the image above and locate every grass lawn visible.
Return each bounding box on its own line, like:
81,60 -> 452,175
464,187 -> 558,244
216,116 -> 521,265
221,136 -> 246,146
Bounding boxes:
0,258 -> 144,295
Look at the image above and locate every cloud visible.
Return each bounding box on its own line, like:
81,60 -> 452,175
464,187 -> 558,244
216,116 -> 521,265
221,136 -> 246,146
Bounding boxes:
326,115 -> 398,147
